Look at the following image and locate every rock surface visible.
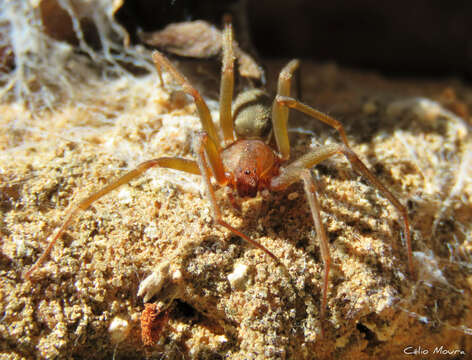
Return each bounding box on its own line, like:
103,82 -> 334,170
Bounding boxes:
1,59 -> 472,359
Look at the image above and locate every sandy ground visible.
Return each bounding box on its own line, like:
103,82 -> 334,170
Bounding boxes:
1,59 -> 472,359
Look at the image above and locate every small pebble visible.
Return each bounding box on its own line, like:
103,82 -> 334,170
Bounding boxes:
228,263 -> 249,290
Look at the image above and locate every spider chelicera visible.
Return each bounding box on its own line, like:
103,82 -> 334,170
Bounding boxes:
25,18 -> 413,334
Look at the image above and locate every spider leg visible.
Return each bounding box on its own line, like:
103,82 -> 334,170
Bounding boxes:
25,157 -> 200,279
268,165 -> 331,336
152,51 -> 221,150
194,132 -> 279,262
274,96 -> 413,273
271,59 -> 300,160
152,51 -> 227,182
270,144 -> 414,314
300,169 -> 330,337
219,17 -> 235,144
276,95 -> 350,148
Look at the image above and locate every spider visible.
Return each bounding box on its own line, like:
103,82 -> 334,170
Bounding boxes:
25,19 -> 413,335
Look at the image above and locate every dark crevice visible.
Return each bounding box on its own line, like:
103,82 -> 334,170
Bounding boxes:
356,322 -> 381,346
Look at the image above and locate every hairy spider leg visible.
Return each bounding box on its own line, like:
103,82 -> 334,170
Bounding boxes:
270,143 -> 414,334
277,95 -> 350,148
152,51 -> 226,184
275,98 -> 413,276
25,158 -> 200,279
300,169 -> 330,337
219,18 -> 235,143
271,59 -> 300,160
152,51 -> 221,151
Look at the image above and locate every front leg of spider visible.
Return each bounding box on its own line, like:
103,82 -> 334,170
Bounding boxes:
25,157 -> 200,279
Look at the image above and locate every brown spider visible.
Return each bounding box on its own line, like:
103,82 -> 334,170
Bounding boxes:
25,19 -> 413,334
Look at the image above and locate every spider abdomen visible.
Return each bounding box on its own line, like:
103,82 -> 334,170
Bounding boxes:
232,89 -> 272,140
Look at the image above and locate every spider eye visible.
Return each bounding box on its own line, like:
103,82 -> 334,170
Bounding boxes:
244,169 -> 250,175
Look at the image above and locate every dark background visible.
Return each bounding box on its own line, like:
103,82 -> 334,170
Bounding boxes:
115,0 -> 472,81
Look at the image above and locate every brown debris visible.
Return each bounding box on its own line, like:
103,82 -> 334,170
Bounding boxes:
140,20 -> 264,82
140,20 -> 221,59
38,0 -> 78,45
141,303 -> 171,346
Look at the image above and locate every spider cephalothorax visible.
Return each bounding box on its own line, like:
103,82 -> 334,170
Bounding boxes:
222,139 -> 280,197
